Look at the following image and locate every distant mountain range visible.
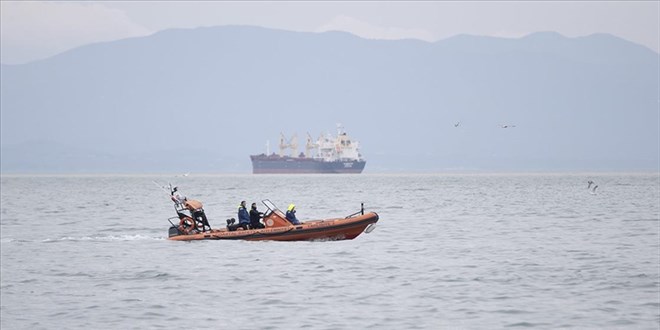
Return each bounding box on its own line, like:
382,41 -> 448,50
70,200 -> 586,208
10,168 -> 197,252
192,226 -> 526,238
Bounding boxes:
1,26 -> 658,173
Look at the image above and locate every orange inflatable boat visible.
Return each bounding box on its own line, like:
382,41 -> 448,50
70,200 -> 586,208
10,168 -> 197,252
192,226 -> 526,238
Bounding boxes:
167,199 -> 379,241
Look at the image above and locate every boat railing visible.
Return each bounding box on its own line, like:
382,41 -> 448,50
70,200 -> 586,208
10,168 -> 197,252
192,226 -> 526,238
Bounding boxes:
167,216 -> 179,228
345,203 -> 365,218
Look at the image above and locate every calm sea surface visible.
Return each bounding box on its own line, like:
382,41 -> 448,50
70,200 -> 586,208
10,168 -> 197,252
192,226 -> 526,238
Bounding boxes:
1,173 -> 659,329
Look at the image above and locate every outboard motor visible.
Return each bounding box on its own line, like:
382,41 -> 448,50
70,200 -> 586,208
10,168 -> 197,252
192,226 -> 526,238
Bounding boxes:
168,226 -> 182,237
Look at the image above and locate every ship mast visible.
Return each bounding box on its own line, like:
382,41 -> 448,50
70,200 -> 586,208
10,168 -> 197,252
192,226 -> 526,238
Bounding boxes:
336,123 -> 344,136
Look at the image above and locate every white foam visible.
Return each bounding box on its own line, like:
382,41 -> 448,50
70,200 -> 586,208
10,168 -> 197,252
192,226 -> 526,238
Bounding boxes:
43,234 -> 164,242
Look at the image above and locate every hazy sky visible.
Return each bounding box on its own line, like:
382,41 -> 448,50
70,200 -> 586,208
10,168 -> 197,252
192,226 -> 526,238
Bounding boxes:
1,1 -> 658,64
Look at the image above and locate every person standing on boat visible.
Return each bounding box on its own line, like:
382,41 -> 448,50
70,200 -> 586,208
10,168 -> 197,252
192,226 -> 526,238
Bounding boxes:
249,203 -> 265,229
171,187 -> 186,210
286,204 -> 301,225
184,199 -> 211,232
171,187 -> 210,232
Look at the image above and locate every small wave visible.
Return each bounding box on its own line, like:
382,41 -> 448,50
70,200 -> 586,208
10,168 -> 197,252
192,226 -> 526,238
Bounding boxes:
0,238 -> 35,244
60,221 -> 82,226
51,271 -> 93,278
402,188 -> 432,191
608,319 -> 635,326
639,302 -> 660,308
505,321 -> 548,327
494,309 -> 533,315
109,270 -> 173,282
622,218 -> 660,222
19,278 -> 38,284
43,210 -> 65,214
42,234 -> 164,242
137,311 -> 166,319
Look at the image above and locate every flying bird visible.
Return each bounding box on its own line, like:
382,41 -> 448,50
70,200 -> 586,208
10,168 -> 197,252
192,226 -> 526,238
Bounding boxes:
587,180 -> 598,194
500,124 -> 516,128
454,121 -> 461,127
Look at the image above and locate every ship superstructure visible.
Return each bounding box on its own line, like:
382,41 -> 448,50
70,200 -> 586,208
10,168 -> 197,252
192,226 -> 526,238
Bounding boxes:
250,125 -> 366,174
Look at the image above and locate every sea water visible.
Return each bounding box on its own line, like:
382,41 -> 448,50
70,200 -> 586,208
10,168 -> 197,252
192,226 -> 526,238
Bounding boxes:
1,173 -> 658,329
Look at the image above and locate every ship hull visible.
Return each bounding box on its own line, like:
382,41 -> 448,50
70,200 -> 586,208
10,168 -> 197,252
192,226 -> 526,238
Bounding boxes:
250,155 -> 365,174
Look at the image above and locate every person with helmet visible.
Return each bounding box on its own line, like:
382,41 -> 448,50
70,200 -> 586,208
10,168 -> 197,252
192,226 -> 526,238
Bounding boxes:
286,204 -> 301,225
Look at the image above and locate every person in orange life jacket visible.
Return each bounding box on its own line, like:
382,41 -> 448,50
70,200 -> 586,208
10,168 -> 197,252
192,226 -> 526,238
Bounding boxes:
249,203 -> 265,229
286,204 -> 301,225
228,201 -> 250,231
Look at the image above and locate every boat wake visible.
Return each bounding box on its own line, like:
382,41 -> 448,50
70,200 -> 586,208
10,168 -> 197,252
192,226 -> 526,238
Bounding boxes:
308,234 -> 347,242
43,234 -> 164,243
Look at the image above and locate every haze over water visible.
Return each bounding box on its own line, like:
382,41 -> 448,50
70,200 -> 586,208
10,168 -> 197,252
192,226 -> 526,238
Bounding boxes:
1,173 -> 659,329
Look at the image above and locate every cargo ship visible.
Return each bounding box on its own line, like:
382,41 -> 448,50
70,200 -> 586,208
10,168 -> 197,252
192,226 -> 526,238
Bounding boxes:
250,125 -> 366,174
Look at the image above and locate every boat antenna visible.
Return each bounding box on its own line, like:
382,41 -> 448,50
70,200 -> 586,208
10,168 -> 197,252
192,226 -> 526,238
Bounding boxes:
336,123 -> 344,135
153,180 -> 173,197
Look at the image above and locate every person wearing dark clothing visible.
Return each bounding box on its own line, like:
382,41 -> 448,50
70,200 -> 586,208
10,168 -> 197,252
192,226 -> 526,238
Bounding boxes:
285,204 -> 301,225
249,203 -> 265,229
238,201 -> 250,225
184,199 -> 211,232
193,209 -> 211,232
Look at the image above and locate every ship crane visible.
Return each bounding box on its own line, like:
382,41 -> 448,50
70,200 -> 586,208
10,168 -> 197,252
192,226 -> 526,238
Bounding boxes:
279,133 -> 298,157
289,134 -> 298,157
305,133 -> 318,158
279,133 -> 286,157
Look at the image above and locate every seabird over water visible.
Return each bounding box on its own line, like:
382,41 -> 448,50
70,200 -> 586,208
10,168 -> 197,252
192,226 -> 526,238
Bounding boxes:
588,181 -> 598,194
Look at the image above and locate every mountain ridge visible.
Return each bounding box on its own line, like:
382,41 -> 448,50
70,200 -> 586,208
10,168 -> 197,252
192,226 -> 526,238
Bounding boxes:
1,25 -> 658,173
